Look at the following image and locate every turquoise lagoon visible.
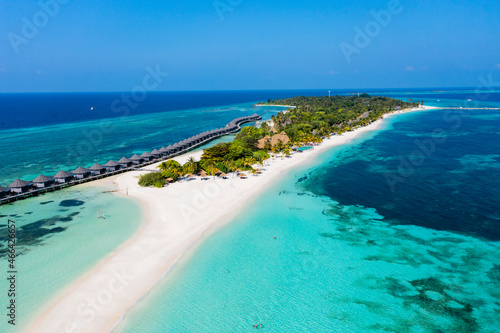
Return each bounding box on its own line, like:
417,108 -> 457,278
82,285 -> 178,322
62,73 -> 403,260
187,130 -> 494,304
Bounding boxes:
116,108 -> 500,332
0,186 -> 142,332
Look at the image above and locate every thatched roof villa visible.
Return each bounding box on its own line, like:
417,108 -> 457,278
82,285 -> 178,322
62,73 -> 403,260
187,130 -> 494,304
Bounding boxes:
9,179 -> 31,193
32,174 -> 53,188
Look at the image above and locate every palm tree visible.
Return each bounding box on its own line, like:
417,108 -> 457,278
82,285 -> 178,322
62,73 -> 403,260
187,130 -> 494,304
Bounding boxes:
241,156 -> 255,170
183,157 -> 198,175
206,165 -> 217,180
158,160 -> 181,171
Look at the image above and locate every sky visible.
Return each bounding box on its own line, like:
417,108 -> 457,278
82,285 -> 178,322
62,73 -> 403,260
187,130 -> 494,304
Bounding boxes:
0,0 -> 499,92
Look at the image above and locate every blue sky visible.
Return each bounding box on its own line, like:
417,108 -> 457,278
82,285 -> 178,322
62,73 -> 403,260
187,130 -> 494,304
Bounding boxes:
0,0 -> 499,92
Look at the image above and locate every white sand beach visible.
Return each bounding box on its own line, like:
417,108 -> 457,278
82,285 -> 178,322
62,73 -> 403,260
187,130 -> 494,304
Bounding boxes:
26,106 -> 437,333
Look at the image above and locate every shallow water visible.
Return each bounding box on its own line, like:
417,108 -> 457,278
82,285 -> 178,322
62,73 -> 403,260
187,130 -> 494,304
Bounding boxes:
0,186 -> 142,332
116,103 -> 500,332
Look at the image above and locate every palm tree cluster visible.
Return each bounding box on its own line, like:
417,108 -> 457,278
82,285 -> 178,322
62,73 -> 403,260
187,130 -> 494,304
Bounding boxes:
266,94 -> 420,139
138,94 -> 416,187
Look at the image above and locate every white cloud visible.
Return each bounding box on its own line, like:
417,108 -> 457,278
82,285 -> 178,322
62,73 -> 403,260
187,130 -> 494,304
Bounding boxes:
495,64 -> 500,69
405,66 -> 416,71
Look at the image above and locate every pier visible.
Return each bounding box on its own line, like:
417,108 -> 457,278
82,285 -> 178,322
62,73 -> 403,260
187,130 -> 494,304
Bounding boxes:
0,114 -> 261,206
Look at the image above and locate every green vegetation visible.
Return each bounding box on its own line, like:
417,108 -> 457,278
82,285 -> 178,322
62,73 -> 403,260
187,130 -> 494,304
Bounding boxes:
138,172 -> 166,188
265,95 -> 420,138
138,95 -> 417,187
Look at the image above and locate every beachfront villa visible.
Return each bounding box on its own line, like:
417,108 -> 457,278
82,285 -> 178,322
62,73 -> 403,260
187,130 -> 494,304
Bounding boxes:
130,154 -> 144,165
117,157 -> 132,168
73,167 -> 90,179
32,174 -> 54,188
104,160 -> 120,171
9,179 -> 31,193
257,135 -> 271,149
89,163 -> 106,175
54,170 -> 73,183
271,132 -> 290,146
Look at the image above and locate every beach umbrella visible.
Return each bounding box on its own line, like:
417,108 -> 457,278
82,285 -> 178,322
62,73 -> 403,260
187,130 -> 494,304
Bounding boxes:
236,169 -> 243,173
166,177 -> 174,183
199,170 -> 208,177
220,173 -> 228,178
239,173 -> 247,178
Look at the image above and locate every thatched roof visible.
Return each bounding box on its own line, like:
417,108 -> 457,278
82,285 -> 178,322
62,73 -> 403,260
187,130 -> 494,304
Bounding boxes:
104,160 -> 119,167
172,143 -> 181,149
32,174 -> 53,183
89,163 -> 105,171
159,147 -> 168,152
118,157 -> 131,163
220,173 -> 228,178
236,169 -> 243,173
54,170 -> 72,178
199,170 -> 208,177
130,154 -> 142,161
141,151 -> 152,158
9,179 -> 31,188
151,149 -> 161,155
73,166 -> 89,174
257,135 -> 271,149
271,132 -> 290,146
0,186 -> 9,192
239,173 -> 247,178
166,177 -> 174,182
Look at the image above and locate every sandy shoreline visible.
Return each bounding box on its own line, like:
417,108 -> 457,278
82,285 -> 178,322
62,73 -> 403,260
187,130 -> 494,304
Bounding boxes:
25,105 -> 437,333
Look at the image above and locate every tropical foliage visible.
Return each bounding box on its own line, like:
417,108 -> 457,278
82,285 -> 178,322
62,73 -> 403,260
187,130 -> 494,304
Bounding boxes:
138,95 -> 416,187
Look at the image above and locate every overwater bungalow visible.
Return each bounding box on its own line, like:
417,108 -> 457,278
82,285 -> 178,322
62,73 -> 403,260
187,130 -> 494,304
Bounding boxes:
9,179 -> 31,193
32,174 -> 53,188
0,186 -> 9,198
141,151 -> 154,162
150,149 -> 162,159
171,143 -> 182,152
104,160 -> 120,171
117,157 -> 132,168
73,166 -> 90,179
54,170 -> 73,183
130,154 -> 144,165
89,163 -> 106,175
159,147 -> 169,156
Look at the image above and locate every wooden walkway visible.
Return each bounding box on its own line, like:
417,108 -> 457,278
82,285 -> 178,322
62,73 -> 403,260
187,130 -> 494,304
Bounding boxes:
0,115 -> 261,206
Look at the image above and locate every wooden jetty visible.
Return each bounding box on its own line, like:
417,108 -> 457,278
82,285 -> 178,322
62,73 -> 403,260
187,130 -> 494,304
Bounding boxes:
0,114 -> 261,206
